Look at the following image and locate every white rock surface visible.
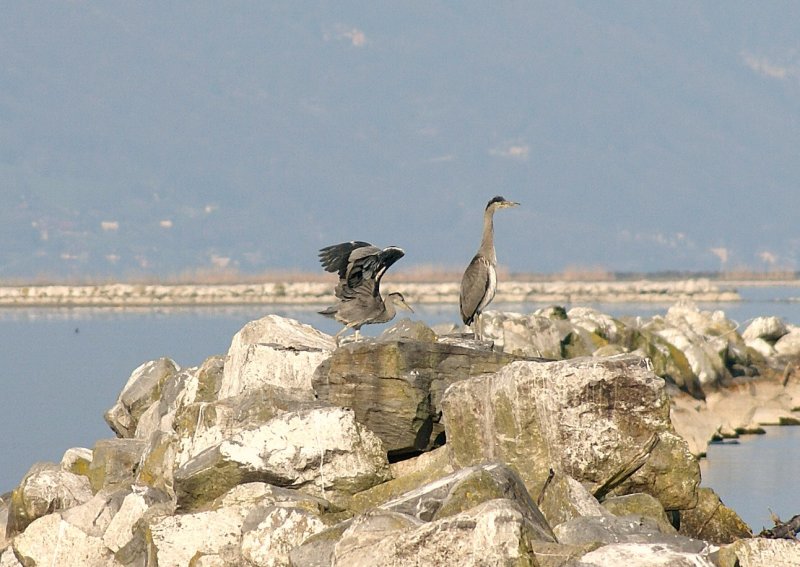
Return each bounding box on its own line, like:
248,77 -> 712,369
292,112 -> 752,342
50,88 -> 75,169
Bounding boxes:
742,316 -> 788,343
774,326 -> 800,357
240,506 -> 326,567
333,499 -> 547,567
219,315 -> 334,399
570,542 -> 715,566
721,537 -> 800,566
174,406 -> 390,507
13,513 -> 122,566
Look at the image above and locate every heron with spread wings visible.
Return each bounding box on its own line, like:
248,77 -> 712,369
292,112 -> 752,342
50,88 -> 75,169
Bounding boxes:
318,241 -> 413,344
460,196 -> 519,339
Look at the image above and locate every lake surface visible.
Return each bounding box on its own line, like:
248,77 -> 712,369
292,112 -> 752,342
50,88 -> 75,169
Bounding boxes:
1,284 -> 799,531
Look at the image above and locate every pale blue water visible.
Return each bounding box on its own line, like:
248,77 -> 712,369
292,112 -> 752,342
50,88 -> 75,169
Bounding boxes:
1,286 -> 799,532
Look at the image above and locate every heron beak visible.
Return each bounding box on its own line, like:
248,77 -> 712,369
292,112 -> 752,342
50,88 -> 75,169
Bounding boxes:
403,301 -> 415,313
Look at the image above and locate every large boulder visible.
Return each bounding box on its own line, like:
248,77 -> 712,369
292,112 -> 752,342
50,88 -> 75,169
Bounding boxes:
240,505 -> 326,567
569,542 -> 716,566
173,385 -> 323,468
679,487 -> 752,544
480,309 -> 576,359
742,316 -> 788,343
371,462 -> 554,540
146,482 -> 327,567
220,315 -> 334,400
719,537 -> 800,567
104,358 -> 181,438
12,513 -> 122,566
314,336 -> 522,456
87,438 -> 148,492
6,463 -> 93,537
174,406 -> 390,510
332,499 -> 552,567
442,355 -> 700,512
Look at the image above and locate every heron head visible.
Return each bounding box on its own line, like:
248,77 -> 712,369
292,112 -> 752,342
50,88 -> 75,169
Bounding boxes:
486,195 -> 520,211
387,292 -> 414,312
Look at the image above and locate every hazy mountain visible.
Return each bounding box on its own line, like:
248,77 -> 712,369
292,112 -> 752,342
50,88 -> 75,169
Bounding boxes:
2,2 -> 800,279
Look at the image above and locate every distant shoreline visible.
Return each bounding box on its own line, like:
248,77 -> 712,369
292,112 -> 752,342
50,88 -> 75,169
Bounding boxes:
0,278 -> 747,308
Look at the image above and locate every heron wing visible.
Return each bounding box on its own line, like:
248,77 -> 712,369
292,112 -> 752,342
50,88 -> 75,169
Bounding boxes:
318,241 -> 375,278
320,242 -> 404,300
371,246 -> 405,297
460,255 -> 492,325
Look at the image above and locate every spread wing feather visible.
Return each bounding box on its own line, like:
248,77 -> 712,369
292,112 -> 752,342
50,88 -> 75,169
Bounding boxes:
319,241 -> 405,300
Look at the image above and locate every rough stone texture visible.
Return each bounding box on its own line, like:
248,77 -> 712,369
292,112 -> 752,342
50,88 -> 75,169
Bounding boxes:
13,513 -> 122,566
288,521 -> 353,567
481,310 -> 574,359
601,493 -> 676,535
678,487 -> 752,544
60,447 -> 93,477
135,430 -> 179,497
554,514 -> 708,552
536,471 -> 610,529
0,549 -> 22,567
774,326 -> 800,357
742,316 -> 788,343
350,446 -> 454,514
648,304 -> 752,389
60,485 -> 130,537
332,499 -> 548,567
144,482 -> 314,567
102,485 -> 172,553
174,406 -> 390,510
220,315 -> 334,400
147,505 -> 247,566
367,462 -> 555,543
88,438 -> 148,492
569,307 -> 626,343
104,357 -> 181,438
133,365 -> 202,440
173,385 -> 323,468
443,355 -> 700,512
570,542 -> 716,566
718,537 -> 800,567
314,337 -> 522,456
6,463 -> 93,537
240,505 -> 326,567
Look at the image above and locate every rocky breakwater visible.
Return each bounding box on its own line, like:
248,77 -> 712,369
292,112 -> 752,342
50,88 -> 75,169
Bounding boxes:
0,277 -> 737,307
0,311 -> 797,565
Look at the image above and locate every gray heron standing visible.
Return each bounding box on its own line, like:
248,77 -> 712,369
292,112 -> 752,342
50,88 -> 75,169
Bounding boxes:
459,196 -> 519,339
318,241 -> 413,344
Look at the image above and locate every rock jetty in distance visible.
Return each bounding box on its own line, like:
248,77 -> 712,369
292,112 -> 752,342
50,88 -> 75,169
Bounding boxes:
0,278 -> 738,307
3,301 -> 800,565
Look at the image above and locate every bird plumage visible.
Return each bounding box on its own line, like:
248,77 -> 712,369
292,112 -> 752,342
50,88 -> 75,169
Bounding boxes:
459,196 -> 519,335
318,241 -> 411,343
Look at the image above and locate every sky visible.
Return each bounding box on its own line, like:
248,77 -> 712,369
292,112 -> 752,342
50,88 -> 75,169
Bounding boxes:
2,2 -> 800,279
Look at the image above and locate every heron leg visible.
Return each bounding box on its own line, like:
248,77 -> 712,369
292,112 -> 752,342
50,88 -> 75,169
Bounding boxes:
469,313 -> 483,340
354,329 -> 361,341
333,327 -> 347,346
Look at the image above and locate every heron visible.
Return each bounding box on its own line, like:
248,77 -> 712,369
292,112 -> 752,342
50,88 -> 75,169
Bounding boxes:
459,196 -> 520,339
318,240 -> 414,344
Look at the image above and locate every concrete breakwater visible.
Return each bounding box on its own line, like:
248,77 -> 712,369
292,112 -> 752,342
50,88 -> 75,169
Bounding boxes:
0,278 -> 738,307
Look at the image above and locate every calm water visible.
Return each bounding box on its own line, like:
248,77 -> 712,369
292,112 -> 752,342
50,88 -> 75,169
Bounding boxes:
1,285 -> 799,531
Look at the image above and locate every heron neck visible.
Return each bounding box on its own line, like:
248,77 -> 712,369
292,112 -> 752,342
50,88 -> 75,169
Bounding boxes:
479,207 -> 497,263
383,297 -> 397,321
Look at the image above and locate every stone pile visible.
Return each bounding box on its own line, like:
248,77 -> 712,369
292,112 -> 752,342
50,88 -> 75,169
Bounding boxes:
0,278 -> 737,307
0,310 -> 798,566
468,302 -> 800,458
